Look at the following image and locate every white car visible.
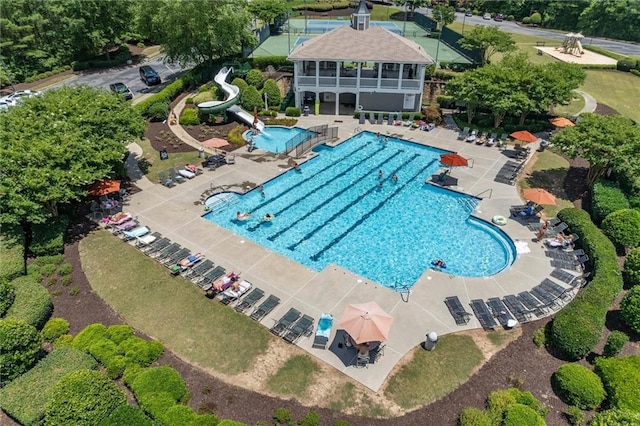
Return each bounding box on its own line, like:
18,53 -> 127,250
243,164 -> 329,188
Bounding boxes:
483,13 -> 491,20
0,90 -> 42,109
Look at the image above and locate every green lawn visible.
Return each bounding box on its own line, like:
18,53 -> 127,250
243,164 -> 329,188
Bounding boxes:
384,334 -> 483,409
79,230 -> 272,375
137,138 -> 201,184
581,70 -> 640,123
554,93 -> 586,117
267,355 -> 320,396
520,150 -> 574,218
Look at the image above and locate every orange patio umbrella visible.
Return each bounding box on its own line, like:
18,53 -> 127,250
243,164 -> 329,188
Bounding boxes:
549,117 -> 575,128
87,179 -> 120,196
510,130 -> 538,143
201,138 -> 230,148
523,188 -> 557,205
339,301 -> 393,344
440,153 -> 469,168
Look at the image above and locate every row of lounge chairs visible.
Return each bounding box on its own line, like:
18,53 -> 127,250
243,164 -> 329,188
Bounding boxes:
496,160 -> 526,186
358,111 -> 422,128
269,307 -> 315,344
458,127 -> 508,146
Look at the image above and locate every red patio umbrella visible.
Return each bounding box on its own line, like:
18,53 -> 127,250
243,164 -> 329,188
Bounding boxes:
549,117 -> 574,128
87,180 -> 120,196
510,130 -> 538,143
440,153 -> 469,168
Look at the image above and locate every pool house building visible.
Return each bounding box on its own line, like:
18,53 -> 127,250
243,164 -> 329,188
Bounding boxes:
287,0 -> 434,115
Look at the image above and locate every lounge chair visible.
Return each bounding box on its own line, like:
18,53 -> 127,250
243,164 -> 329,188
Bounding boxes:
158,171 -> 175,188
369,111 -> 376,124
458,127 -> 470,140
444,296 -> 472,325
235,288 -> 265,313
225,155 -> 235,165
466,130 -> 477,143
486,297 -> 516,327
184,259 -> 215,279
121,226 -> 149,241
270,308 -> 302,336
517,291 -> 546,316
476,131 -> 487,145
403,113 -> 415,126
197,266 -> 226,290
150,242 -> 181,260
178,168 -> 196,179
359,111 -> 365,125
167,167 -> 186,184
551,255 -> 588,271
169,252 -> 205,274
387,114 -> 395,126
500,133 -> 508,143
540,278 -> 572,302
141,237 -> 170,254
185,164 -> 204,174
250,295 -> 281,321
503,295 -> 534,322
528,217 -> 561,231
312,313 -> 334,349
283,314 -> 314,344
162,248 -> 191,267
486,133 -> 498,146
102,212 -> 133,227
469,299 -> 497,329
531,285 -> 562,309
220,280 -> 253,305
135,232 -> 160,248
550,268 -> 591,290
376,112 -> 384,124
545,249 -> 585,261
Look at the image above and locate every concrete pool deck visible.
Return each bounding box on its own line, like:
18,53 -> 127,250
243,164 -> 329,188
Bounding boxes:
124,115 -> 575,392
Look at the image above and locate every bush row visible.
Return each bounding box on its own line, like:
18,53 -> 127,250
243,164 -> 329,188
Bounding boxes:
133,78 -> 187,120
459,387 -> 547,426
0,319 -> 44,384
71,44 -> 132,71
551,363 -> 605,409
588,408 -> 640,425
291,1 -> 352,12
4,274 -> 53,329
250,56 -> 292,71
0,347 -> 98,425
601,209 -> 640,252
0,232 -> 24,281
30,215 -> 69,256
594,355 -> 640,412
24,66 -> 72,83
590,179 -> 629,224
583,45 -> 627,61
551,208 -> 622,360
624,248 -> 640,287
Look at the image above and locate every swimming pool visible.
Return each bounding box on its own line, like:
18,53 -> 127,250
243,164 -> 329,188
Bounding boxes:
246,126 -> 314,154
204,132 -> 515,288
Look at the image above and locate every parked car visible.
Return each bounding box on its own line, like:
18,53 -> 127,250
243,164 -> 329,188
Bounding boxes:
483,12 -> 491,20
465,11 -> 473,17
109,82 -> 133,100
139,65 -> 161,86
494,13 -> 504,22
0,89 -> 42,110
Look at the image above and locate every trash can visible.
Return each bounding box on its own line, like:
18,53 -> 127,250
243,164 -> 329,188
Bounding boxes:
303,105 -> 310,116
198,147 -> 205,158
538,139 -> 549,152
423,332 -> 438,351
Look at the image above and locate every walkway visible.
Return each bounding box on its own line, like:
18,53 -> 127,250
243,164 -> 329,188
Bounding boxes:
123,114 -> 576,392
576,90 -> 597,114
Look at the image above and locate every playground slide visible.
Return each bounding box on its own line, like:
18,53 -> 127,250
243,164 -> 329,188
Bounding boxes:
197,67 -> 264,131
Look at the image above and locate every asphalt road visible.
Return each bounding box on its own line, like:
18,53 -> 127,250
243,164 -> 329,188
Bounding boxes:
420,9 -> 640,57
49,55 -> 188,99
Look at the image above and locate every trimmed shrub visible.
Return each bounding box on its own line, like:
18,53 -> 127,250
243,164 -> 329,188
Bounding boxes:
436,95 -> 455,108
459,407 -> 492,426
620,285 -> 640,333
551,208 -> 622,360
273,407 -> 292,424
0,233 -> 24,281
0,319 -> 44,383
601,209 -> 640,251
89,338 -> 122,365
245,69 -> 264,88
99,404 -> 154,426
30,215 -> 69,256
134,77 -> 186,118
218,421 -> 246,426
552,363 -> 605,409
591,180 -> 629,224
250,56 -> 291,70
72,323 -> 108,351
106,324 -> 134,344
0,347 -> 97,425
503,403 -> 545,426
298,410 -> 320,426
179,108 -> 201,125
594,356 -> 640,412
54,334 -> 74,348
487,388 -> 518,420
192,90 -> 215,105
240,85 -> 263,111
522,16 -> 531,24
136,391 -> 178,418
226,124 -> 247,146
119,336 -> 164,367
603,331 -> 629,357
231,77 -> 249,92
0,279 -> 15,316
44,369 -> 127,425
57,263 -> 73,276
617,57 -> 638,72
565,406 -> 584,426
5,275 -> 53,329
529,12 -> 542,24
147,100 -> 170,122
42,318 -> 70,342
105,355 -> 127,380
130,366 -> 188,403
161,404 -> 196,425
262,79 -> 281,108
285,106 -> 301,117
623,248 -> 640,287
588,409 -> 640,425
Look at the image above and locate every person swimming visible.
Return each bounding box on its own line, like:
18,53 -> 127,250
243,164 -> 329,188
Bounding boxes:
236,211 -> 251,221
431,259 -> 447,269
263,213 -> 275,221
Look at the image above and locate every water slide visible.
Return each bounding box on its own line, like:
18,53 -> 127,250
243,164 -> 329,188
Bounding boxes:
197,67 -> 264,131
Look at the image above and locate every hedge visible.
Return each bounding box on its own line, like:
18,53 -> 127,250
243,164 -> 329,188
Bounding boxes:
0,232 -> 24,281
0,279 -> 15,316
285,106 -> 301,117
130,366 -> 187,403
459,407 -> 492,426
250,56 -> 292,71
623,248 -> 640,287
620,285 -> 640,333
179,108 -> 201,125
44,369 -> 127,426
551,208 -> 622,360
5,275 -> 53,329
594,356 -> 640,412
0,319 -> 44,384
99,404 -> 155,426
502,404 -> 545,426
603,331 -> 629,357
601,209 -> 640,251
133,78 -> 186,118
588,409 -> 640,425
0,347 -> 97,425
583,45 -> 627,61
30,215 -> 69,256
551,363 -> 605,409
590,179 -> 629,225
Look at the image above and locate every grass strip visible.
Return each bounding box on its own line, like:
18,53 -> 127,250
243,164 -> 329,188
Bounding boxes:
267,354 -> 320,396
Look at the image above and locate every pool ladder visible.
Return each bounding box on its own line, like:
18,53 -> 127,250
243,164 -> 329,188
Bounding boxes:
206,193 -> 239,213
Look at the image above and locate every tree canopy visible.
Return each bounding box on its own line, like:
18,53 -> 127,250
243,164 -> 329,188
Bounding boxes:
550,113 -> 640,186
459,25 -> 517,65
0,86 -> 144,273
432,5 -> 456,30
247,0 -> 288,25
134,0 -> 254,66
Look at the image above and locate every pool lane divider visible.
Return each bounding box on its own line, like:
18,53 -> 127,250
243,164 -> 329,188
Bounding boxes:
308,158 -> 438,261
263,149 -> 406,239
247,138 -> 372,216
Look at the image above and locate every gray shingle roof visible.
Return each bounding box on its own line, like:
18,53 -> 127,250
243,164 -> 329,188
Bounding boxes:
287,26 -> 434,64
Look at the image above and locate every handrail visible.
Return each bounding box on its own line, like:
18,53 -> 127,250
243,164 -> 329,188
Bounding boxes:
474,188 -> 493,199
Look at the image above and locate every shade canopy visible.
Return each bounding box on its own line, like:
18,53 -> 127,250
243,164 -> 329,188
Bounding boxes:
510,130 -> 538,143
201,138 -> 230,148
339,301 -> 393,344
440,153 -> 469,168
549,117 -> 574,128
88,180 -> 121,196
523,188 -> 557,205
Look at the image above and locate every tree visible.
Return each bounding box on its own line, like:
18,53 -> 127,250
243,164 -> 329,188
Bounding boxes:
247,0 -> 288,25
550,113 -> 640,186
0,86 -> 145,274
262,79 -> 281,109
432,5 -> 456,30
241,85 -> 264,112
578,0 -> 640,43
136,0 -> 254,66
0,319 -> 43,384
543,1 -> 589,31
459,25 -> 517,64
393,0 -> 430,16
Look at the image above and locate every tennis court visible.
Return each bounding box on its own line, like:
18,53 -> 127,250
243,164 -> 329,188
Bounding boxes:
299,19 -> 402,34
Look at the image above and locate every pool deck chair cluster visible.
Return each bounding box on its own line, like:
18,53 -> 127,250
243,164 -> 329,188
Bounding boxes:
283,315 -> 315,344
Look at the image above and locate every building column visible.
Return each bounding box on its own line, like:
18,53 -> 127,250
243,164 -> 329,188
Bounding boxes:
397,64 -> 404,90
336,61 -> 341,88
376,62 -> 382,89
335,92 -> 339,115
355,63 -> 362,109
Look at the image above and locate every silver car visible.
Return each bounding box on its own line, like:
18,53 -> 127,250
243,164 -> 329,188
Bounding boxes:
0,90 -> 42,109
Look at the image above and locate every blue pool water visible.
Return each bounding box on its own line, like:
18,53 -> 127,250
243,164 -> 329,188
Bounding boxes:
247,126 -> 314,154
204,132 -> 515,287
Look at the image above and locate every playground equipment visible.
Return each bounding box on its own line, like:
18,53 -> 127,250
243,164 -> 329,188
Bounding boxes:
197,67 -> 265,131
557,32 -> 584,57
